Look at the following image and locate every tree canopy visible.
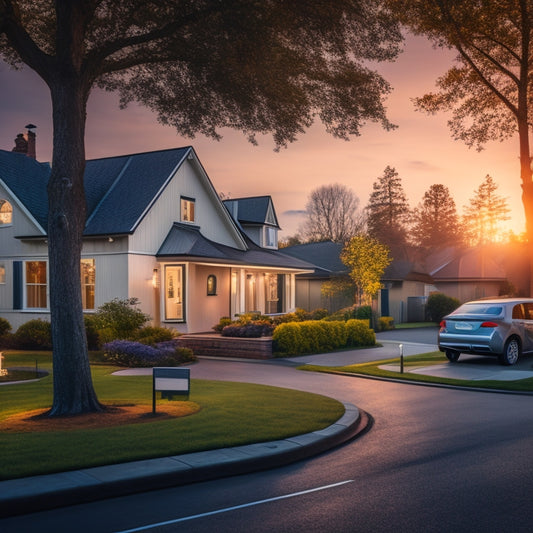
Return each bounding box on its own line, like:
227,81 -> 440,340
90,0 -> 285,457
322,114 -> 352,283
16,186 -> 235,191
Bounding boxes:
463,174 -> 510,245
0,1 -> 402,415
411,183 -> 462,250
366,165 -> 410,247
341,235 -> 391,306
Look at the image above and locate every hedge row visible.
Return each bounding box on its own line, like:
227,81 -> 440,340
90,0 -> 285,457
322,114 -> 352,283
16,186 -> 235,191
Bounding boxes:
272,319 -> 375,356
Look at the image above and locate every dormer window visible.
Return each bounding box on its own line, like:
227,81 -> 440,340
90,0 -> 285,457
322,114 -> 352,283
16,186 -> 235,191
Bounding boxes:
0,199 -> 13,225
181,197 -> 195,223
264,226 -> 277,248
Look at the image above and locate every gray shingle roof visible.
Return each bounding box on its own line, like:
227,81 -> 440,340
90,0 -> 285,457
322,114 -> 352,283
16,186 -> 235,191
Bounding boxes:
0,147 -> 190,235
223,196 -> 280,228
158,223 -> 314,270
279,241 -> 346,276
0,149 -> 51,230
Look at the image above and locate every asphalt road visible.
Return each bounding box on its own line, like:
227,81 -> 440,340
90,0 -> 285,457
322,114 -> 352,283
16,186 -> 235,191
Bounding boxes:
3,327 -> 533,532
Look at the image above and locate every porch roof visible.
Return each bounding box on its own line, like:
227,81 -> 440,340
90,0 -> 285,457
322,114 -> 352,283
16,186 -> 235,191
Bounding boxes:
157,223 -> 314,271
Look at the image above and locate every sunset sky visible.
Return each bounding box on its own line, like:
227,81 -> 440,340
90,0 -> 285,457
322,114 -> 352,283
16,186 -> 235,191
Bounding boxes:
0,34 -> 525,239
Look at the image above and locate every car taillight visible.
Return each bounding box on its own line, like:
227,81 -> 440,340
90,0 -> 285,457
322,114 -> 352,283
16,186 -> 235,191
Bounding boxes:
481,321 -> 498,328
440,320 -> 446,328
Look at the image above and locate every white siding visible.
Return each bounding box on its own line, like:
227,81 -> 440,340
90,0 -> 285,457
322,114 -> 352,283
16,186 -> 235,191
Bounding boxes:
130,159 -> 244,254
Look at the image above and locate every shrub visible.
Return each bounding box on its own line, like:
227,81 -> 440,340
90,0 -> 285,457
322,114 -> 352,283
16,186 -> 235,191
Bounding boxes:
354,305 -> 372,320
135,326 -> 176,346
346,319 -> 376,346
214,315 -> 274,337
14,319 -> 52,349
273,319 -> 375,355
93,297 -> 150,341
222,324 -> 265,338
377,316 -> 394,331
310,308 -> 329,320
427,293 -> 460,323
213,316 -> 232,333
84,314 -> 101,350
272,322 -> 304,355
0,317 -> 11,337
102,339 -> 195,367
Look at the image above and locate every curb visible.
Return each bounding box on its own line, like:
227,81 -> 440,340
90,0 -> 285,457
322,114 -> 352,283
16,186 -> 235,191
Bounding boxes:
0,403 -> 368,518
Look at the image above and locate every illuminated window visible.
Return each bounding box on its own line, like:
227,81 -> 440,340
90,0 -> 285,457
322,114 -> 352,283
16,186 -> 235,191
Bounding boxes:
25,261 -> 47,308
164,265 -> 185,321
0,263 -> 5,284
0,199 -> 13,225
181,197 -> 195,223
81,259 -> 95,310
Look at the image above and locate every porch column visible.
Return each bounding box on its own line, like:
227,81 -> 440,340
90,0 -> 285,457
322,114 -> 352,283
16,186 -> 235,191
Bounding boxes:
239,269 -> 246,315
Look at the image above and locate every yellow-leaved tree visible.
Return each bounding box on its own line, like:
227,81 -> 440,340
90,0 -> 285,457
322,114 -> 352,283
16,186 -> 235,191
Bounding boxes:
340,235 -> 391,306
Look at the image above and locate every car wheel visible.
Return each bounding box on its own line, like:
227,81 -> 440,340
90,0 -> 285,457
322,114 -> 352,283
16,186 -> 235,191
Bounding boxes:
445,350 -> 460,363
499,337 -> 521,366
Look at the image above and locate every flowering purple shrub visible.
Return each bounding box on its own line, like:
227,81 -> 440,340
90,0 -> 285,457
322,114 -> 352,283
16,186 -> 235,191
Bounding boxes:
103,339 -> 195,367
221,323 -> 266,338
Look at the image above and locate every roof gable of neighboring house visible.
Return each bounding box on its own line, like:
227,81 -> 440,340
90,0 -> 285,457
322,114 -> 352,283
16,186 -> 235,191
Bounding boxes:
223,196 -> 280,228
279,241 -> 346,277
430,247 -> 507,281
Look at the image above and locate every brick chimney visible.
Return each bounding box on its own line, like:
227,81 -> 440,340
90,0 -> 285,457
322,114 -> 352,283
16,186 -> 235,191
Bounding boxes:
12,124 -> 36,159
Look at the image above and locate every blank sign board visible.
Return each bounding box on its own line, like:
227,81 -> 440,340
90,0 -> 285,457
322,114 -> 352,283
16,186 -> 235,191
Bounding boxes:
152,367 -> 190,412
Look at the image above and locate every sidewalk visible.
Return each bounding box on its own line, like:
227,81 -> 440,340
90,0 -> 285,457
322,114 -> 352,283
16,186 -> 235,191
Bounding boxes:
0,402 -> 367,518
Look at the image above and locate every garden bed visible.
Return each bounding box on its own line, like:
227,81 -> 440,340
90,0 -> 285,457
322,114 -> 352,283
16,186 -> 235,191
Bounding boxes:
179,334 -> 273,359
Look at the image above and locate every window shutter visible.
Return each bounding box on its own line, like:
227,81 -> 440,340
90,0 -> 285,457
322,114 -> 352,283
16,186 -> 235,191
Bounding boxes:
13,261 -> 22,309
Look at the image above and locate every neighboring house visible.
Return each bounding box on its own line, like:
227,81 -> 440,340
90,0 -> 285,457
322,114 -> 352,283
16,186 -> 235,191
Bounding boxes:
429,247 -> 508,302
281,241 -> 520,324
281,241 -> 436,322
0,133 -> 313,332
379,245 -> 436,323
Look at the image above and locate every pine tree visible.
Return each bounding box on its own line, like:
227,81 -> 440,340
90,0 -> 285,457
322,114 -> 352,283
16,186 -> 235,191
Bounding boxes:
366,166 -> 410,247
411,184 -> 462,250
463,175 -> 510,245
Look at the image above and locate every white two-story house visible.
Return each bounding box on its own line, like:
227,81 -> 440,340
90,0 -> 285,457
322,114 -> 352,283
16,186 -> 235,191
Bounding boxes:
0,135 -> 312,333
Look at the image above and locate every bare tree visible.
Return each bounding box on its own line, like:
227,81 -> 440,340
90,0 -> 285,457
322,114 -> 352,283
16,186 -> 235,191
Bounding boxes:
0,1 -> 401,415
299,183 -> 365,243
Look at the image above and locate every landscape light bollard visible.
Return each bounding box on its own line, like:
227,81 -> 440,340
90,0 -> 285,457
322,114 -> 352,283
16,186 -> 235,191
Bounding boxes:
399,344 -> 404,374
0,352 -> 7,377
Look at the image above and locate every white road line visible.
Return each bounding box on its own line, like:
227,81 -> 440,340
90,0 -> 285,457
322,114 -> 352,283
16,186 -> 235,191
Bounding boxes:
114,480 -> 354,533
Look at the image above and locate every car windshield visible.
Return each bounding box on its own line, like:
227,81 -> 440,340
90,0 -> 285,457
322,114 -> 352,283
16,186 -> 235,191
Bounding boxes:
452,304 -> 503,316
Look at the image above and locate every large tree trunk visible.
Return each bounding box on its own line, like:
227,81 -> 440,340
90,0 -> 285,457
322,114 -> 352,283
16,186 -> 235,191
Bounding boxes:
517,105 -> 533,297
47,79 -> 103,416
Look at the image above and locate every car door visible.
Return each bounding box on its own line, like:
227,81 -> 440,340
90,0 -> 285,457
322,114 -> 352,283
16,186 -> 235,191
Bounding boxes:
521,303 -> 533,353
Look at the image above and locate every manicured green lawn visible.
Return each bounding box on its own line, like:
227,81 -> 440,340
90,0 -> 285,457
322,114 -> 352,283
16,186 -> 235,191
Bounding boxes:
0,352 -> 344,480
301,351 -> 533,392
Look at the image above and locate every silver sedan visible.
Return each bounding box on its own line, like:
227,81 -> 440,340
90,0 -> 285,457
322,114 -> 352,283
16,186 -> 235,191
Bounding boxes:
438,298 -> 533,365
